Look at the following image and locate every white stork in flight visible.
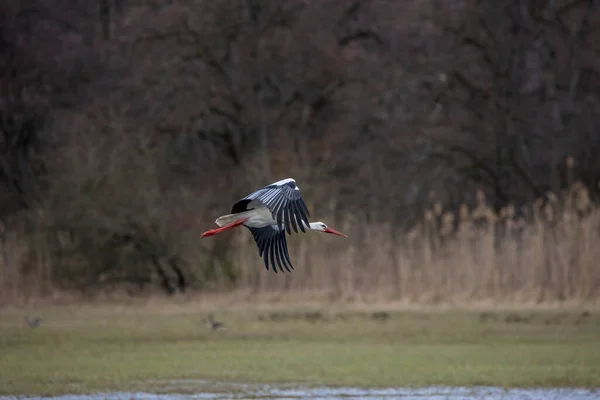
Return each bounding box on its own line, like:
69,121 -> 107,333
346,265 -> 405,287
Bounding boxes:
201,178 -> 347,273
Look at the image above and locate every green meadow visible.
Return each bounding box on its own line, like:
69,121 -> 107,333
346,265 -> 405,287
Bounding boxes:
1,304 -> 600,396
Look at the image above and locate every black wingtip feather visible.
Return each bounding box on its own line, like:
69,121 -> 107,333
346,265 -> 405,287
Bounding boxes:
263,249 -> 270,271
297,201 -> 310,228
284,206 -> 292,235
257,236 -> 265,257
279,234 -> 294,271
264,236 -> 273,273
276,237 -> 290,272
295,201 -> 307,233
269,237 -> 278,272
289,202 -> 300,233
274,236 -> 283,273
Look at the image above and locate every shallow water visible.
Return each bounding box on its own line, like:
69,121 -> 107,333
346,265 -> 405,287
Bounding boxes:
5,381 -> 599,400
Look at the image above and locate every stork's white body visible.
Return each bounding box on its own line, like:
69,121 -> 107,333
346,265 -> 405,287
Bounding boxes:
215,204 -> 274,229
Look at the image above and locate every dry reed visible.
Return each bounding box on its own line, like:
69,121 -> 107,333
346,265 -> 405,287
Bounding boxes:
229,179 -> 600,303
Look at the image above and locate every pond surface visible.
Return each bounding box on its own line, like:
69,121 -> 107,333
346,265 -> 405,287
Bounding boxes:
5,381 -> 599,400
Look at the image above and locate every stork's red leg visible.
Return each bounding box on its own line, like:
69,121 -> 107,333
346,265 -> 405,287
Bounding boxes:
201,217 -> 249,237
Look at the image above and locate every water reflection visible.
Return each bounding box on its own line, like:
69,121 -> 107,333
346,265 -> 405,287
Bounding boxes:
7,383 -> 599,400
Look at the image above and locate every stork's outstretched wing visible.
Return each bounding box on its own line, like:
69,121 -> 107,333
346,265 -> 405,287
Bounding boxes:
247,225 -> 294,273
231,178 -> 311,234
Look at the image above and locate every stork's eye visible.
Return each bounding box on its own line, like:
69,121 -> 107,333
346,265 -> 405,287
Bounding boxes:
321,224 -> 327,228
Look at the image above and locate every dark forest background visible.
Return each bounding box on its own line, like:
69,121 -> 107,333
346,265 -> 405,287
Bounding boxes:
1,0 -> 600,303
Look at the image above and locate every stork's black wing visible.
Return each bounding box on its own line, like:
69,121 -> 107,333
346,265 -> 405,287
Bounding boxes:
247,225 -> 294,273
232,178 -> 311,235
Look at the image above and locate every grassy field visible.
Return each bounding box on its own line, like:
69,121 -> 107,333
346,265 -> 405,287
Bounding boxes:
1,301 -> 600,396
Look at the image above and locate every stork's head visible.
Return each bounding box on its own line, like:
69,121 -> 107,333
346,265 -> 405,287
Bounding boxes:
308,222 -> 348,237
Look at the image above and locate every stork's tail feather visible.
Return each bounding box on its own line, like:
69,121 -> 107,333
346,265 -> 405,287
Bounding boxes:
215,212 -> 252,227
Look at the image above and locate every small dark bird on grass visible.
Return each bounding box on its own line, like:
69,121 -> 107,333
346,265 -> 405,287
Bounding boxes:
24,316 -> 42,328
371,311 -> 389,322
206,313 -> 225,331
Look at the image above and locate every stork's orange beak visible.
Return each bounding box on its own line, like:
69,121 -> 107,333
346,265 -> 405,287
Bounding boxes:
324,227 -> 348,237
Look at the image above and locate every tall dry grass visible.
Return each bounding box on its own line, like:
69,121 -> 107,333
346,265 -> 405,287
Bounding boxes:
227,179 -> 600,303
0,173 -> 599,305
